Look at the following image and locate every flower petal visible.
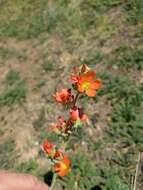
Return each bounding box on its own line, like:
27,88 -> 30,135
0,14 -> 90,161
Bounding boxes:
70,107 -> 79,121
57,168 -> 69,176
86,89 -> 96,97
63,155 -> 71,165
80,71 -> 95,81
91,79 -> 102,89
53,163 -> 61,172
77,83 -> 84,92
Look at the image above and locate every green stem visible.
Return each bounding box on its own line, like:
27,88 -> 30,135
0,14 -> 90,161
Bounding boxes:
50,173 -> 57,190
62,139 -> 69,151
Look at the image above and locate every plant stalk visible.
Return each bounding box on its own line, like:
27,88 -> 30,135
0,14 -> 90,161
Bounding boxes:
133,152 -> 140,190
50,173 -> 57,190
72,93 -> 79,107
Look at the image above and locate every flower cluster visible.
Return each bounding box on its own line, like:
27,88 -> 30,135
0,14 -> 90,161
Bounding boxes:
42,64 -> 101,178
42,139 -> 70,177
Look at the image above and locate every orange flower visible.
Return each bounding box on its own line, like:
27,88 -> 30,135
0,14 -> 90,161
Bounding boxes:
77,71 -> 101,97
53,89 -> 72,103
71,75 -> 79,83
71,64 -> 89,83
70,107 -> 88,122
53,155 -> 70,176
42,139 -> 55,155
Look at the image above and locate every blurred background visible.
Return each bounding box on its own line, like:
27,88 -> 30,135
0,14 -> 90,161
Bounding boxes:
0,0 -> 143,189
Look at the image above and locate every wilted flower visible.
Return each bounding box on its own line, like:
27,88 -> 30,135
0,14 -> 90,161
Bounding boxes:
42,139 -> 55,155
53,89 -> 72,103
51,116 -> 67,133
54,149 -> 63,159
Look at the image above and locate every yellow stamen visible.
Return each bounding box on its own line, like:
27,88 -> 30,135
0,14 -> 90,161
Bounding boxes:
82,82 -> 89,90
60,162 -> 67,171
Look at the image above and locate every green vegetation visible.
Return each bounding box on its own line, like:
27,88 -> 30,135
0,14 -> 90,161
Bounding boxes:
0,0 -> 122,39
60,150 -> 130,190
125,0 -> 143,36
98,71 -> 143,147
42,59 -> 54,72
108,101 -> 143,146
81,51 -> 103,66
0,47 -> 14,59
32,108 -> 45,130
35,80 -> 46,89
16,50 -> 27,61
0,138 -> 16,170
15,159 -> 40,175
108,46 -> 143,69
0,0 -> 48,39
0,47 -> 27,66
98,72 -> 143,104
5,69 -> 21,85
125,0 -> 143,25
0,69 -> 26,106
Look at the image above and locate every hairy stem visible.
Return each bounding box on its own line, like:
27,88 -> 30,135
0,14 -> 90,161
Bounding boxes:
50,173 -> 57,190
133,153 -> 140,190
